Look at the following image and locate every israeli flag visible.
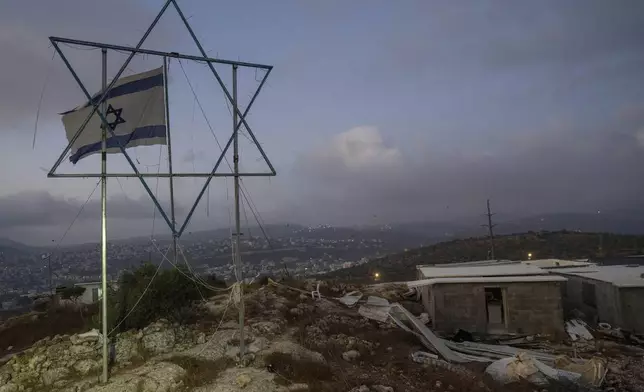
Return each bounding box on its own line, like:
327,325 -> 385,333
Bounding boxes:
61,67 -> 167,164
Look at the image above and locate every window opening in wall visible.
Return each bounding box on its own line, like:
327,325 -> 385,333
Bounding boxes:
582,282 -> 596,308
485,287 -> 505,328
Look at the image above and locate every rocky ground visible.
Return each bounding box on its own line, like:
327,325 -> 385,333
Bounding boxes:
1,280 -> 644,392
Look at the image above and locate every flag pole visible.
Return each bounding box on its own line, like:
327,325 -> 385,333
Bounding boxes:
231,64 -> 245,360
100,48 -> 109,383
163,57 -> 177,264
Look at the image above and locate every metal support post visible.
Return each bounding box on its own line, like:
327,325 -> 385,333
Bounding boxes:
163,57 -> 177,263
100,48 -> 109,383
232,64 -> 245,360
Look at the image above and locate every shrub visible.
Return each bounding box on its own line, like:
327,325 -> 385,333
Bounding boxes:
94,263 -> 208,333
60,286 -> 86,302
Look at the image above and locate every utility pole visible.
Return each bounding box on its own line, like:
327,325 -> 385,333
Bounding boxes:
47,253 -> 53,295
482,199 -> 497,260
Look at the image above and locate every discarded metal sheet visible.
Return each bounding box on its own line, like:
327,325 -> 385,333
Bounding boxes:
366,296 -> 389,307
443,340 -> 563,366
390,303 -> 470,363
358,304 -> 390,322
387,313 -> 435,354
565,319 -> 594,341
337,291 -> 363,307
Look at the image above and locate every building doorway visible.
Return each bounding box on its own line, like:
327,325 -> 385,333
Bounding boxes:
485,287 -> 506,332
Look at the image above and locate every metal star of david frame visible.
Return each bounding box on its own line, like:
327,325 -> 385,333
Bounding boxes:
47,0 -> 276,238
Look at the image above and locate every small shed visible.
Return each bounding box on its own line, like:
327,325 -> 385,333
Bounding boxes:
74,282 -> 102,304
551,265 -> 644,334
411,261 -> 566,337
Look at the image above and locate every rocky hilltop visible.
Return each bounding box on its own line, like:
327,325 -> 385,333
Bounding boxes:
1,280 -> 643,392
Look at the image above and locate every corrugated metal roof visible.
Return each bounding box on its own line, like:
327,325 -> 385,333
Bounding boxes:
417,263 -> 548,279
522,259 -> 595,269
550,265 -> 644,288
408,275 -> 567,288
417,260 -> 517,268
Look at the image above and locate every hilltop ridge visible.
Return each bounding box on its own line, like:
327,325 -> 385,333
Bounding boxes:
325,231 -> 644,282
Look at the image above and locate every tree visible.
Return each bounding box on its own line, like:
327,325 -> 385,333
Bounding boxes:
96,263 -> 206,333
60,286 -> 86,302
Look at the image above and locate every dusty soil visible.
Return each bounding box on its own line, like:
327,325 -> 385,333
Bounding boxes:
0,304 -> 97,355
241,280 -> 596,392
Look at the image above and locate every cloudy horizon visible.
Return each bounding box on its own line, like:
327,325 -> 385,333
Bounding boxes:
1,0 -> 644,245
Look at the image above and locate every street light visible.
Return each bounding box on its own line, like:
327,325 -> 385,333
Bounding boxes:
527,252 -> 533,260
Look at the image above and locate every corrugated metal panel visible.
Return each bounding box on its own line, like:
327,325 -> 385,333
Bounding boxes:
551,265 -> 644,288
408,275 -> 567,288
417,263 -> 548,279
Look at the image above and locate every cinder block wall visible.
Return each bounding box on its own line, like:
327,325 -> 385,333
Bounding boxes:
619,287 -> 644,334
431,284 -> 487,333
560,276 -> 620,325
505,282 -> 565,337
430,282 -> 565,336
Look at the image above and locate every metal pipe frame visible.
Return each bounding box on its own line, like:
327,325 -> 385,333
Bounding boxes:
48,172 -> 274,178
50,36 -> 272,70
48,0 -> 176,234
176,67 -> 273,237
47,0 -> 277,239
100,48 -> 108,384
163,57 -> 178,265
50,40 -> 176,235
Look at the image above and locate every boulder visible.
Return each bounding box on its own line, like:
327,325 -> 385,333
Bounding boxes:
250,321 -> 282,337
115,330 -> 143,364
0,383 -> 18,392
70,344 -> 97,359
142,327 -> 176,355
372,386 -> 394,392
73,358 -> 101,376
342,350 -> 360,362
70,329 -> 101,346
41,367 -> 70,386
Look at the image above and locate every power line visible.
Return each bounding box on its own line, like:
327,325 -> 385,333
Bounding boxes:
33,47 -> 57,150
55,180 -> 101,249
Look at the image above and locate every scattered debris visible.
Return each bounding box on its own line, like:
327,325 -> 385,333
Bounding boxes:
390,303 -> 470,363
566,319 -> 594,341
555,355 -> 606,387
338,291 -> 363,307
485,352 -> 581,386
358,296 -> 391,323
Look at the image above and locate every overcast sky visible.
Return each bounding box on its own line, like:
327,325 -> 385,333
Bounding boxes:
1,0 -> 644,245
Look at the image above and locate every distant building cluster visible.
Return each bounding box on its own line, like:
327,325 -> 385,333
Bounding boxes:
0,228 -> 398,305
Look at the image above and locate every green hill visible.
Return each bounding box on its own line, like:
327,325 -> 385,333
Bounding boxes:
325,231 -> 644,282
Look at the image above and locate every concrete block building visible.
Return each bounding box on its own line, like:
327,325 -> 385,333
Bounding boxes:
411,261 -> 567,337
551,265 -> 644,334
